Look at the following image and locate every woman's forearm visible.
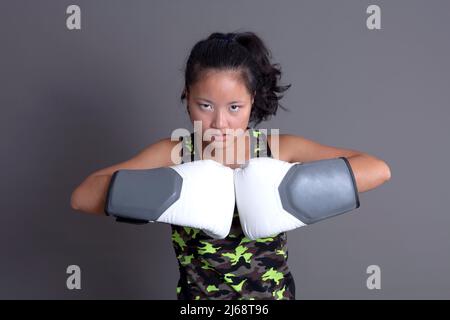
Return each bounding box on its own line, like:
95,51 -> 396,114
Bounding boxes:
70,174 -> 112,215
346,154 -> 391,193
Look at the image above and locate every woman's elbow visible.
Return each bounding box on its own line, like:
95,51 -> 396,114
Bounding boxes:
380,160 -> 392,182
70,188 -> 82,211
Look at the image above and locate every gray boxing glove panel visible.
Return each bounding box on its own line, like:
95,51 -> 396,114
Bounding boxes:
105,167 -> 182,223
279,157 -> 360,225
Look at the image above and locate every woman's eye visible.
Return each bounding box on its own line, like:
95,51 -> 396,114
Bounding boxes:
199,104 -> 212,110
230,105 -> 240,112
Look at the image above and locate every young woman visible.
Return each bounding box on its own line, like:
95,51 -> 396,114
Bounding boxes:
71,31 -> 391,300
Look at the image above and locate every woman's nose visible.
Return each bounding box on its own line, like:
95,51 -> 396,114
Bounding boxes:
212,110 -> 228,129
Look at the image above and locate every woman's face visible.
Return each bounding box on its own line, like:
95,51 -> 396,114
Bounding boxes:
186,69 -> 254,148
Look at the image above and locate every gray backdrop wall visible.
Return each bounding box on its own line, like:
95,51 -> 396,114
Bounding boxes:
1,0 -> 449,299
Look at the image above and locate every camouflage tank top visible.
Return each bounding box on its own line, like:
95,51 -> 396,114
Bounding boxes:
171,129 -> 295,300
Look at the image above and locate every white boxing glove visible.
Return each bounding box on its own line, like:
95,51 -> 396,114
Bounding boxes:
234,157 -> 360,240
105,159 -> 235,239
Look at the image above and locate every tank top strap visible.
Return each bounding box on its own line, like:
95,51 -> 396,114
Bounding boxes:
248,128 -> 272,159
180,132 -> 202,164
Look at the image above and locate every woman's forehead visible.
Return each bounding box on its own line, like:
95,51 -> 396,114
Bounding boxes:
190,70 -> 251,100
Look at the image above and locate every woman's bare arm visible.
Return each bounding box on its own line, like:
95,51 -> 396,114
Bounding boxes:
70,138 -> 179,215
274,134 -> 391,193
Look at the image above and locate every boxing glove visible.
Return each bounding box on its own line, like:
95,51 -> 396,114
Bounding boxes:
234,157 -> 360,240
104,159 -> 235,239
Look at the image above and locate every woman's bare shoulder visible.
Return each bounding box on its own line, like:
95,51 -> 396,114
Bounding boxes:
269,133 -> 360,163
266,133 -> 291,162
90,137 -> 182,177
146,137 -> 182,166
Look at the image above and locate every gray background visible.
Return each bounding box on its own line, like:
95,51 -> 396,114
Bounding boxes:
1,0 -> 449,299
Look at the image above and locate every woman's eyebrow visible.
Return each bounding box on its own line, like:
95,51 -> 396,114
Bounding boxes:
195,97 -> 244,104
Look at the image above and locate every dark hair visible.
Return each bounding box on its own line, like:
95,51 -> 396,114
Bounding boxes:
180,31 -> 291,127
